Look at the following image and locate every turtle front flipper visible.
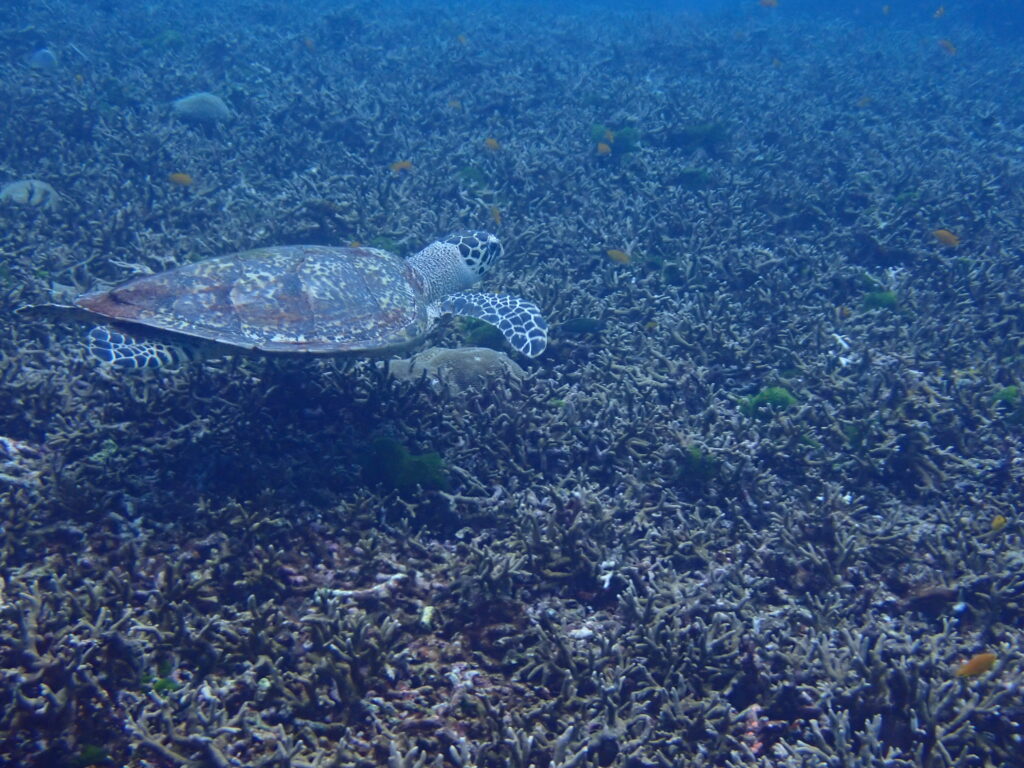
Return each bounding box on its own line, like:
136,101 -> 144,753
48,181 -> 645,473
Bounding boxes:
440,292 -> 548,358
86,327 -> 189,369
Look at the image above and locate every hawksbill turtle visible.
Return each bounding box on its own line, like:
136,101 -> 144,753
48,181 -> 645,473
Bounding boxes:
26,231 -> 548,368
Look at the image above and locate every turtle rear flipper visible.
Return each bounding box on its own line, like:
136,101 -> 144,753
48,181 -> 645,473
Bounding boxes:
440,292 -> 548,358
87,327 -> 190,369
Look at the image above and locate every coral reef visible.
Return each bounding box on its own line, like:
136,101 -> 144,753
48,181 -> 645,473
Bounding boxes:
0,0 -> 1022,766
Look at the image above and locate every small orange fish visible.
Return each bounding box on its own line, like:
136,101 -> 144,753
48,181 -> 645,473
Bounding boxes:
771,57 -> 783,68
991,514 -> 1008,532
168,172 -> 193,186
606,249 -> 631,264
489,205 -> 502,226
933,228 -> 960,247
934,5 -> 946,18
596,141 -> 612,156
855,96 -> 873,108
955,652 -> 996,678
302,37 -> 316,52
882,4 -> 891,14
448,99 -> 462,109
484,137 -> 501,151
456,33 -> 469,45
389,160 -> 413,173
760,0 -> 778,7
938,39 -> 957,56
349,241 -> 362,247
603,129 -> 615,142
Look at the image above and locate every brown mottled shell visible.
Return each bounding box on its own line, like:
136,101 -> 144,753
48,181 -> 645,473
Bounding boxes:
74,245 -> 430,354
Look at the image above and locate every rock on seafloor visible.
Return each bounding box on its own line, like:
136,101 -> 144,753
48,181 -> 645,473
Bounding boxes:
0,180 -> 59,209
387,345 -> 526,393
171,91 -> 232,123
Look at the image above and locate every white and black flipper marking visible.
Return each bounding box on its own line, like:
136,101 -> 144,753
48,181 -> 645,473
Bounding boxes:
87,327 -> 188,369
441,292 -> 548,358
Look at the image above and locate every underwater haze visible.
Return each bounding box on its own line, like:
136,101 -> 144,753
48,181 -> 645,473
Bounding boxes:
2,0 -> 1024,766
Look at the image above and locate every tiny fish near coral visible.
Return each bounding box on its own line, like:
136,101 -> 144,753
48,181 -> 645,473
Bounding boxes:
168,173 -> 193,186
484,137 -> 501,151
933,228 -> 960,247
955,652 -> 996,678
389,160 -> 413,173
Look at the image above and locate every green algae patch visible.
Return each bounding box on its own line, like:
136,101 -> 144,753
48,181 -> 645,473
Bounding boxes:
993,385 -> 1020,407
459,317 -> 507,351
70,745 -> 111,768
742,386 -> 798,419
141,663 -> 181,698
361,437 -> 450,493
862,289 -> 898,310
993,385 -> 1024,424
674,445 -> 720,494
151,677 -> 180,694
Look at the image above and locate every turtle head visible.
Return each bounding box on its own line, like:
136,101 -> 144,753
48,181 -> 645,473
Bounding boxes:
410,231 -> 503,302
443,230 -> 502,278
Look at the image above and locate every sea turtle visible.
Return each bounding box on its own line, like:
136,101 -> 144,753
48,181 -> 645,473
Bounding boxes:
26,231 -> 548,368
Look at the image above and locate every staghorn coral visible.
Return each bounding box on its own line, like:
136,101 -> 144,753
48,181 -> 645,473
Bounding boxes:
1,0 -> 1024,765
